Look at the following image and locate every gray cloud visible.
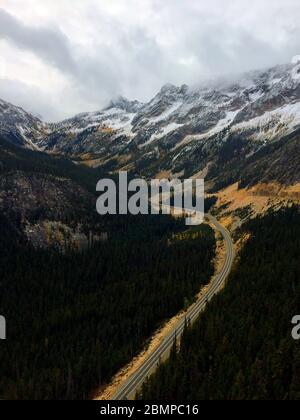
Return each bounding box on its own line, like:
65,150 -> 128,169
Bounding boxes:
1,0 -> 300,121
0,8 -> 75,72
0,78 -> 60,120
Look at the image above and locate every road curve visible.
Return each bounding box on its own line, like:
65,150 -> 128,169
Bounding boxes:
112,214 -> 235,400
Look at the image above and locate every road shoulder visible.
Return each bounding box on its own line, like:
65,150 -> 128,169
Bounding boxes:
93,220 -> 226,401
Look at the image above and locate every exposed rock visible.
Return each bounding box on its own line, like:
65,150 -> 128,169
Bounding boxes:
2,60 -> 300,188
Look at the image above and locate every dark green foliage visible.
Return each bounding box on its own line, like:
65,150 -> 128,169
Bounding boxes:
0,136 -> 105,193
239,129 -> 300,188
0,134 -> 216,400
208,129 -> 300,192
0,212 -> 215,400
141,207 -> 300,400
204,196 -> 218,213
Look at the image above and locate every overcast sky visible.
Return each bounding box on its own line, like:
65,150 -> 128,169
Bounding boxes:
1,0 -> 300,121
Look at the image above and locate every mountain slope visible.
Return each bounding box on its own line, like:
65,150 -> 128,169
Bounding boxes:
36,97 -> 144,163
0,99 -> 48,149
139,207 -> 300,401
0,135 -> 107,250
1,60 -> 300,189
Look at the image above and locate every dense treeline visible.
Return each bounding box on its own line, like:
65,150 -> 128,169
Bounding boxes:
139,207 -> 300,400
0,136 -> 107,193
0,210 -> 215,400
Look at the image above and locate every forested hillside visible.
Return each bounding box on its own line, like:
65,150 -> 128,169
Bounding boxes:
0,136 -> 107,193
0,206 -> 215,400
139,207 -> 300,400
0,132 -> 218,399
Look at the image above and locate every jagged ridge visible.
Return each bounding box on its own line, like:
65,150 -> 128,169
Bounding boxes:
1,60 -> 300,187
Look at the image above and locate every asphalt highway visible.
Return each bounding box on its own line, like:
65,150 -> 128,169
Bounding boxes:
112,214 -> 235,400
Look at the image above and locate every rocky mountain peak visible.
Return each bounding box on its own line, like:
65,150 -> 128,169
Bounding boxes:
104,96 -> 144,113
0,98 -> 46,149
2,59 -> 300,180
292,55 -> 300,65
159,83 -> 179,95
157,83 -> 190,99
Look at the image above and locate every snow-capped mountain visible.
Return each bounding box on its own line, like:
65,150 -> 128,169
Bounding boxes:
2,59 -> 300,186
0,99 -> 49,149
34,97 -> 145,161
130,62 -> 300,148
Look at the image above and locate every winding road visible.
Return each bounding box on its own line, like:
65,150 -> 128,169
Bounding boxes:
112,214 -> 235,400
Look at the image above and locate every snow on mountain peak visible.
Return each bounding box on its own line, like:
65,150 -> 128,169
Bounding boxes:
104,96 -> 143,113
292,55 -> 300,65
3,60 -> 300,164
160,83 -> 177,94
